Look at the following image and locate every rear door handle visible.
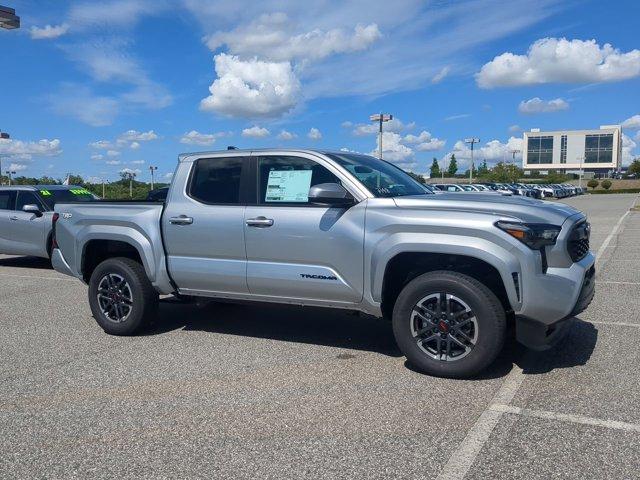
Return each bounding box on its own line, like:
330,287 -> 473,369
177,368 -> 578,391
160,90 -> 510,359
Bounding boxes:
169,215 -> 193,225
246,216 -> 274,227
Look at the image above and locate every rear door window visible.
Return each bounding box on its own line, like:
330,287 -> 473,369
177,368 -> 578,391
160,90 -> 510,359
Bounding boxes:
189,157 -> 244,205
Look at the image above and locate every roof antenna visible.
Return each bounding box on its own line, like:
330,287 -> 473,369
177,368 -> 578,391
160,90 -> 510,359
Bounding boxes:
227,145 -> 238,150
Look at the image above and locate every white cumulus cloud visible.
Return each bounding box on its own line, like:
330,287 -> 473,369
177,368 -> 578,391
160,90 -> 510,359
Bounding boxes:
277,130 -> 297,140
621,114 -> 640,130
200,54 -> 301,118
242,126 -> 270,138
518,97 -> 569,114
8,163 -> 28,172
30,24 -> 69,40
307,128 -> 322,140
622,133 -> 638,166
180,130 -> 221,146
118,129 -> 158,143
0,138 -> 62,161
477,38 -> 640,88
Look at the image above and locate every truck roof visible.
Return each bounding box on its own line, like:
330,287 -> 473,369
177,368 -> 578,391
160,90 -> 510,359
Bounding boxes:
0,185 -> 84,191
178,148 -> 362,162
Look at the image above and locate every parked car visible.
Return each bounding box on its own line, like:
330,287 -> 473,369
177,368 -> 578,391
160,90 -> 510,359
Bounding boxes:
0,185 -> 97,259
51,149 -> 595,379
434,183 -> 466,192
146,187 -> 169,202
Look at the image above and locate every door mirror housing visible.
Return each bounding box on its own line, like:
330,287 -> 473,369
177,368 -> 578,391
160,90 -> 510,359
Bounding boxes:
22,204 -> 43,217
308,183 -> 355,207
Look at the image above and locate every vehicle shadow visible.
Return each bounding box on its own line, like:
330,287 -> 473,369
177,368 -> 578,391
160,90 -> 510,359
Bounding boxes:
515,318 -> 598,375
0,256 -> 52,270
149,299 -> 402,357
147,301 -> 598,377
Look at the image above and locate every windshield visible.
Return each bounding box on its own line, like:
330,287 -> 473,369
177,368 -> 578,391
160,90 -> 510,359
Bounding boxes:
39,188 -> 97,209
326,152 -> 432,197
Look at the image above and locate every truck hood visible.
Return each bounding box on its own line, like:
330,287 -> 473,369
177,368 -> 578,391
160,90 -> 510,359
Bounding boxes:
392,193 -> 581,225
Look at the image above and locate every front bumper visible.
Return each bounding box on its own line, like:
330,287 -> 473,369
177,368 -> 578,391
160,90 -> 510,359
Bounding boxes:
516,264 -> 595,350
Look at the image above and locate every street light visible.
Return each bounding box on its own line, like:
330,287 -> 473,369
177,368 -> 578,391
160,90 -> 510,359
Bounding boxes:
369,113 -> 393,160
576,155 -> 584,190
464,138 -> 480,183
149,165 -> 158,190
0,130 -> 9,186
0,6 -> 20,29
510,149 -> 521,164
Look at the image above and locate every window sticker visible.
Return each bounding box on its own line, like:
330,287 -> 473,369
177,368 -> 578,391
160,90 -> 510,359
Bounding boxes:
40,190 -> 51,196
70,188 -> 92,195
265,169 -> 313,202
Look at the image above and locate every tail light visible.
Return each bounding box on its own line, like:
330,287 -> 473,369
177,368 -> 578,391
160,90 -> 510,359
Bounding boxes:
51,213 -> 59,249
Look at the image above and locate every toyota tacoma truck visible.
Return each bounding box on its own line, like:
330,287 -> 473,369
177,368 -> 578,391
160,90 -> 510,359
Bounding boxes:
51,149 -> 595,378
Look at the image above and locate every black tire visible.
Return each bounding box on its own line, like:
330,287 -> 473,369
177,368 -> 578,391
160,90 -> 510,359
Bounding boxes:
392,270 -> 506,378
88,257 -> 159,335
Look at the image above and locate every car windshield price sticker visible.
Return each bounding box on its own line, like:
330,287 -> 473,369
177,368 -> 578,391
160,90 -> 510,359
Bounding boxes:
265,170 -> 313,202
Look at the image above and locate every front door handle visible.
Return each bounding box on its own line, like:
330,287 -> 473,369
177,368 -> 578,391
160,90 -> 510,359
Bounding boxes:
246,216 -> 274,227
9,215 -> 18,221
169,215 -> 193,225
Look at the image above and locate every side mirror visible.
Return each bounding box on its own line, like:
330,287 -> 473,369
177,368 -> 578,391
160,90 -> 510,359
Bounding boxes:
22,204 -> 43,217
308,183 -> 355,207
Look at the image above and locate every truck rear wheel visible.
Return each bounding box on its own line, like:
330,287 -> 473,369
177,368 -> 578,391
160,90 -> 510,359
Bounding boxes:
88,257 -> 158,335
392,271 -> 506,378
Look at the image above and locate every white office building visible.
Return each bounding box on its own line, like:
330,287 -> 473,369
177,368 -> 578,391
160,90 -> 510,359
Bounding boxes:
522,125 -> 622,175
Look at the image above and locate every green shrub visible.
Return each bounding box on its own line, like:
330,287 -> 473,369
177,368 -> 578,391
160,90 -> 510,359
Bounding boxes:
587,179 -> 599,190
601,179 -> 612,190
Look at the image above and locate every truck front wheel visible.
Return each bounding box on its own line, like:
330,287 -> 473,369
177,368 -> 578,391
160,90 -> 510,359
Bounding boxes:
392,271 -> 506,378
88,257 -> 159,335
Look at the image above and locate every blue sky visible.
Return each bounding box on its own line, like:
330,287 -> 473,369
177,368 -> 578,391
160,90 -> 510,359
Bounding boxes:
1,0 -> 639,182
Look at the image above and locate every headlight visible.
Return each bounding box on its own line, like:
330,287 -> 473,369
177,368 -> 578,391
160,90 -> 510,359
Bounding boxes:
495,221 -> 561,250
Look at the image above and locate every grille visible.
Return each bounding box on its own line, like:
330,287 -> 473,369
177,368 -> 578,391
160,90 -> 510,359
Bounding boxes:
568,221 -> 590,262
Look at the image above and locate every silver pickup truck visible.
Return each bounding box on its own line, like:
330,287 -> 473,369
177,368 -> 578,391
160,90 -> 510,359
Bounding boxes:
51,149 -> 595,378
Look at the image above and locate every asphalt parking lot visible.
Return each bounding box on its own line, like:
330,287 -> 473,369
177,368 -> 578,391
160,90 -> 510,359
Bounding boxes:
1,193 -> 639,479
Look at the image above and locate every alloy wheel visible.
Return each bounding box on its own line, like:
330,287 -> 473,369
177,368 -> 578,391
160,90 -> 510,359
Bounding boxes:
410,292 -> 478,361
97,273 -> 133,323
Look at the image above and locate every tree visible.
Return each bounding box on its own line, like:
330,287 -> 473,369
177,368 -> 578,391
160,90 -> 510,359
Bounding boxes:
429,158 -> 441,178
447,154 -> 458,176
477,159 -> 489,175
601,179 -> 612,190
489,162 -> 522,183
628,159 -> 640,176
587,179 -> 599,190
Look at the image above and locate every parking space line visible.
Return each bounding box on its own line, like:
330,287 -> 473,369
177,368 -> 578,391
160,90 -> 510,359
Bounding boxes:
0,273 -> 77,282
436,365 -> 525,480
598,280 -> 640,286
587,320 -> 640,328
437,200 -> 637,480
594,196 -> 639,269
490,404 -> 640,433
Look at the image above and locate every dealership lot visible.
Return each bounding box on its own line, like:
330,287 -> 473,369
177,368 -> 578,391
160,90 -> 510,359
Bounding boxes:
1,194 -> 638,479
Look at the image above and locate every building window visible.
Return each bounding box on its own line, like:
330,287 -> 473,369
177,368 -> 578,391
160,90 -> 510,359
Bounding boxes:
560,135 -> 567,164
584,134 -> 614,163
527,136 -> 554,164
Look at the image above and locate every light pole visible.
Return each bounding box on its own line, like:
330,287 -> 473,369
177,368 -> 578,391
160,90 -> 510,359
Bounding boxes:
0,131 -> 9,185
369,113 -> 393,160
464,138 -> 480,183
149,165 -> 158,190
576,155 -> 584,190
510,149 -> 521,164
6,170 -> 16,185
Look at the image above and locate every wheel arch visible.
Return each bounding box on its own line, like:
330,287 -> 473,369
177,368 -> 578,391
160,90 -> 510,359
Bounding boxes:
378,250 -> 517,319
